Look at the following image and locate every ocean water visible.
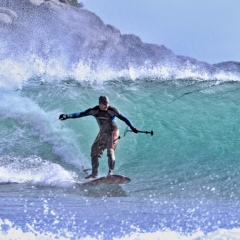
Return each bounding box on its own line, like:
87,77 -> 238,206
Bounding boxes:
1,56 -> 240,240
1,1 -> 240,234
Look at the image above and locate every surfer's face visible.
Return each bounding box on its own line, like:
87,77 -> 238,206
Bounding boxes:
99,103 -> 109,111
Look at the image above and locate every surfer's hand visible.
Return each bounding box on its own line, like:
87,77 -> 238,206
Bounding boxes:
59,114 -> 69,120
131,126 -> 138,134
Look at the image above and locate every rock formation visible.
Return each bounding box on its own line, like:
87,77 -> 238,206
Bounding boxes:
0,0 -> 238,77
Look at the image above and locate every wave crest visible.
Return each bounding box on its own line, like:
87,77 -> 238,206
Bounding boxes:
1,55 -> 240,90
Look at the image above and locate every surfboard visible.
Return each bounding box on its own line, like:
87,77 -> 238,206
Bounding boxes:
81,175 -> 131,186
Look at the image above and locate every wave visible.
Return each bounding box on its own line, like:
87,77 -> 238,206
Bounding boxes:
1,56 -> 240,91
0,155 -> 78,186
1,3 -> 240,240
1,218 -> 240,240
1,0 -> 240,91
0,89 -> 87,177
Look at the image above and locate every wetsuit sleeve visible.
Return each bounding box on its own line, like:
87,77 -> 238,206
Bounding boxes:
109,107 -> 138,133
109,107 -> 133,127
117,113 -> 133,127
68,106 -> 98,118
68,112 -> 87,118
118,113 -> 138,133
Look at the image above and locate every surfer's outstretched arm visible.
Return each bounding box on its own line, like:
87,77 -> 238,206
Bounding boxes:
59,106 -> 98,120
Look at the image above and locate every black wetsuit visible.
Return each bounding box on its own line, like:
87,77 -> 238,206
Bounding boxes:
68,106 -> 134,176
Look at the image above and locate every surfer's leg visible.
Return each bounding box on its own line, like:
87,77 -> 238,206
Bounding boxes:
107,149 -> 115,176
90,156 -> 99,177
86,133 -> 105,178
107,129 -> 119,176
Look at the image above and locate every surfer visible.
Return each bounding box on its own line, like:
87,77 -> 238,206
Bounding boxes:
59,96 -> 138,179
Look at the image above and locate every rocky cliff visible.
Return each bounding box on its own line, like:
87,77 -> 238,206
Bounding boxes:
0,0 -> 238,76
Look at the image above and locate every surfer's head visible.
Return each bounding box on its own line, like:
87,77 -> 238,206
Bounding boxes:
99,95 -> 109,110
99,95 -> 109,105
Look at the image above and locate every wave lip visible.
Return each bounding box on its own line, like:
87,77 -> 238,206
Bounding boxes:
1,57 -> 240,90
1,0 -> 240,90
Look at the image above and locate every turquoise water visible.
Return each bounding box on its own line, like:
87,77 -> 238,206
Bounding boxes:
1,72 -> 240,239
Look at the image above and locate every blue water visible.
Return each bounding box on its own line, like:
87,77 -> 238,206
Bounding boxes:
1,68 -> 240,239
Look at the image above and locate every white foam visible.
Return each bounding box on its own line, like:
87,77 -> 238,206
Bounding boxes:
1,55 -> 240,91
0,219 -> 73,240
0,90 -> 85,171
113,228 -> 240,240
1,218 -> 240,240
0,155 -> 77,186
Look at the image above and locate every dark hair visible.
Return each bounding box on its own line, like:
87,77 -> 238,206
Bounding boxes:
99,96 -> 109,104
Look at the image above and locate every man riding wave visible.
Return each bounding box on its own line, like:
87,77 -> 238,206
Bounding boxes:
59,96 -> 138,179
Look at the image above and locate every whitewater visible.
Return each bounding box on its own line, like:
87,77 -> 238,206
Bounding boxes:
1,56 -> 240,239
1,2 -> 240,240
